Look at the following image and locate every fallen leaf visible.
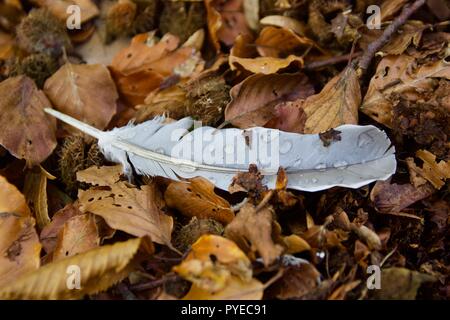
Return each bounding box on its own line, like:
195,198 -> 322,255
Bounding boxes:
230,53 -> 304,74
77,165 -> 174,247
259,15 -> 307,37
370,180 -> 436,214
204,0 -> 222,52
23,166 -> 55,230
224,73 -> 313,128
52,213 -> 99,261
380,0 -> 409,21
224,203 -> 284,266
44,63 -> 118,130
0,175 -> 31,217
283,234 -> 311,254
406,150 -> 450,189
373,267 -> 435,299
382,21 -> 424,55
0,76 -> 57,166
0,213 -> 41,287
164,177 -> 234,225
173,234 -> 253,293
301,67 -> 360,133
0,237 -> 153,299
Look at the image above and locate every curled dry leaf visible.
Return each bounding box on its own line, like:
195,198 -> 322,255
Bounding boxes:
77,165 -> 173,247
406,150 -> 450,189
30,0 -> 99,24
164,177 -> 234,225
44,63 -> 118,130
224,73 -> 314,128
382,21 -> 424,55
23,166 -> 55,230
301,67 -> 360,134
259,15 -> 307,37
204,0 -> 222,52
283,234 -> 311,254
173,235 -> 259,296
0,237 -> 153,299
0,76 -> 57,166
224,203 -> 284,266
0,213 -> 41,287
370,180 -> 436,214
0,175 -> 31,217
361,55 -> 450,127
52,213 -> 99,261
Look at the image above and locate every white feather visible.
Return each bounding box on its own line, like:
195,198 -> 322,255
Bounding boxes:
45,108 -> 396,192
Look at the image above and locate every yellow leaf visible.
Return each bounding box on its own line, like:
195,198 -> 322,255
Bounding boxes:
407,150 -> 450,189
0,237 -> 153,299
0,213 -> 41,287
302,67 -> 360,133
283,234 -> 311,254
173,235 -> 252,293
165,177 -> 234,225
0,175 -> 31,217
77,166 -> 174,247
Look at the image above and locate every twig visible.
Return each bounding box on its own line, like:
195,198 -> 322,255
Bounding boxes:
304,52 -> 362,70
129,273 -> 178,292
357,0 -> 426,74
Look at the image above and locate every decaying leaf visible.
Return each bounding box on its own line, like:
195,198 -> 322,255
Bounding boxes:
44,63 -> 118,130
406,150 -> 450,189
0,175 -> 31,217
224,203 -> 284,266
224,73 -> 313,128
173,235 -> 253,293
77,165 -> 173,247
0,76 -> 56,166
0,237 -> 153,299
301,67 -> 360,133
23,166 -> 55,230
0,213 -> 41,287
164,177 -> 234,225
52,213 -> 99,261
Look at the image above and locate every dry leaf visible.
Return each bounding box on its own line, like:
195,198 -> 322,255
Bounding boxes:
77,165 -> 173,247
0,76 -> 57,166
224,73 -> 313,128
230,53 -> 304,74
301,67 -> 360,133
283,234 -> 311,254
406,150 -> 450,189
182,276 -> 264,300
23,166 -> 55,230
40,203 -> 82,254
44,63 -> 118,130
370,180 -> 436,214
0,213 -> 41,287
204,0 -> 223,52
0,175 -> 31,217
52,213 -> 99,261
361,55 -> 450,127
0,237 -> 153,299
173,234 -> 253,292
382,21 -> 424,55
260,15 -> 307,36
224,203 -> 284,266
30,0 -> 99,24
165,177 -> 234,225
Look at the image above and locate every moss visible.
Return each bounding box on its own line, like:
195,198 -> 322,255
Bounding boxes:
16,9 -> 71,57
131,0 -> 159,35
9,53 -> 59,88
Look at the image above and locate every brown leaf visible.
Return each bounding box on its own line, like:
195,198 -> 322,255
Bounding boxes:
0,76 -> 57,166
173,234 -> 254,293
370,180 -> 436,214
0,237 -> 153,299
44,63 -> 118,130
0,175 -> 31,217
0,213 -> 41,287
301,67 -> 360,133
164,177 -> 234,225
361,55 -> 450,127
228,164 -> 268,202
283,234 -> 311,254
224,73 -> 313,128
259,15 -> 307,37
31,0 -> 99,24
382,21 -> 424,55
204,0 -> 223,52
52,213 -> 99,261
230,53 -> 304,74
406,150 -> 450,189
77,165 -> 173,247
23,166 -> 55,230
224,203 -> 284,266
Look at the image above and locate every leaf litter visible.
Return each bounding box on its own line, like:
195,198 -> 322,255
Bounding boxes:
0,0 -> 449,300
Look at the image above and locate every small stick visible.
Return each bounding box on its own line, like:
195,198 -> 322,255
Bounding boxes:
357,0 -> 426,74
304,52 -> 362,70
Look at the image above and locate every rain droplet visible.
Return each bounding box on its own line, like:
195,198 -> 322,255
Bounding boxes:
312,178 -> 318,183
357,130 -> 375,148
314,163 -> 326,171
333,160 -> 348,169
294,158 -> 303,167
121,131 -> 136,139
155,147 -> 165,155
279,140 -> 293,154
